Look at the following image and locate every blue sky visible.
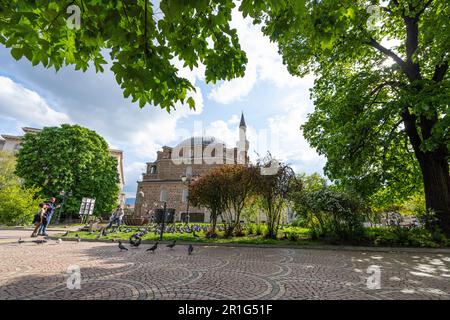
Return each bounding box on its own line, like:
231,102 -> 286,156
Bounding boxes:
0,8 -> 325,199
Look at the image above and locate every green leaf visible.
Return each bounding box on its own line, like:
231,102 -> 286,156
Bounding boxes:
10,48 -> 23,60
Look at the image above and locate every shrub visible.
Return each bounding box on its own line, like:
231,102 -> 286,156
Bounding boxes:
295,187 -> 366,241
365,227 -> 448,248
246,224 -> 255,235
255,223 -> 265,236
0,151 -> 45,225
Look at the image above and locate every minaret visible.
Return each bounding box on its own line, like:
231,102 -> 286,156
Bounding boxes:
237,112 -> 249,165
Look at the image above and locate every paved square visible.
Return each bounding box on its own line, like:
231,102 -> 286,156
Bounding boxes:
1,233 -> 449,300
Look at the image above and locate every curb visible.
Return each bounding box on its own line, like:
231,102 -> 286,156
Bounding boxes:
47,236 -> 450,254
0,227 -> 78,232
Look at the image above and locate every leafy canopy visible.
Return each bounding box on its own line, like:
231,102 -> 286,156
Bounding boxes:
0,0 -> 247,110
239,0 -> 449,203
15,124 -> 120,216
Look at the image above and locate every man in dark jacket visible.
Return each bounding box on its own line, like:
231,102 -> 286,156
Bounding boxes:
38,197 -> 60,236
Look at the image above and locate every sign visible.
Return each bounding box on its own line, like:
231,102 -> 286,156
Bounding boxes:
79,198 -> 96,216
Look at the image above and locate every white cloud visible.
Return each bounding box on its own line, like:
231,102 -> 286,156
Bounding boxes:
208,8 -> 314,104
209,64 -> 257,104
0,76 -> 71,126
123,161 -> 147,197
228,114 -> 240,125
266,92 -> 326,174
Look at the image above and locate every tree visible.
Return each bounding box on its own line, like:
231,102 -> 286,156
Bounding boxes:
188,171 -> 225,234
15,124 -> 119,216
213,165 -> 255,237
0,151 -> 44,225
0,0 -> 247,110
289,173 -> 324,225
253,154 -> 295,239
237,0 -> 450,234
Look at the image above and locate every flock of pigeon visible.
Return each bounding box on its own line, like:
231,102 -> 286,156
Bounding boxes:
17,231 -> 195,255
118,238 -> 194,255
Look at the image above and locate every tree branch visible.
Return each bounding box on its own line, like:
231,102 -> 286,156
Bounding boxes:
382,119 -> 404,162
414,0 -> 434,22
402,108 -> 423,157
432,61 -> 449,82
368,39 -> 408,71
370,81 -> 405,95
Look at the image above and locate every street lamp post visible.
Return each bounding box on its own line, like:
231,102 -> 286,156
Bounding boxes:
138,190 -> 145,217
55,190 -> 71,225
160,201 -> 167,241
159,190 -> 168,241
181,173 -> 199,224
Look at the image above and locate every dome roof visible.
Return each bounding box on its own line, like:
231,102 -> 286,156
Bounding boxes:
176,136 -> 225,148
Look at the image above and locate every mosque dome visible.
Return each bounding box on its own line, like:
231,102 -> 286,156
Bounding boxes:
176,136 -> 225,148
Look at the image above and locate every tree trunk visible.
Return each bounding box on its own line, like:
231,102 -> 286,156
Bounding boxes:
419,151 -> 450,235
402,109 -> 450,235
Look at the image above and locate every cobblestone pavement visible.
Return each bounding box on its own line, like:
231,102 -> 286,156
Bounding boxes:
0,237 -> 449,300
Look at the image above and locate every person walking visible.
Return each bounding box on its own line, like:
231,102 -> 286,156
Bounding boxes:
31,203 -> 47,238
38,197 -> 60,236
106,205 -> 125,229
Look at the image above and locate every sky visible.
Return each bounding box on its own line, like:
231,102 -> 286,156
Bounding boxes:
0,8 -> 326,199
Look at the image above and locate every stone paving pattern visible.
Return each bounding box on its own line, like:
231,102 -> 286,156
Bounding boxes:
1,233 -> 450,300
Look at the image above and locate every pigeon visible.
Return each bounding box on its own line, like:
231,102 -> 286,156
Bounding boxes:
118,241 -> 128,251
63,231 -> 69,237
56,238 -> 62,244
33,239 -> 47,245
130,236 -> 141,248
188,244 -> 194,255
192,231 -> 200,238
146,242 -> 158,253
76,234 -> 81,243
18,237 -> 24,244
167,240 -> 176,249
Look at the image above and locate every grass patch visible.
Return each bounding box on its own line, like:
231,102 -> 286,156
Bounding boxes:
53,224 -> 450,248
55,225 -> 315,246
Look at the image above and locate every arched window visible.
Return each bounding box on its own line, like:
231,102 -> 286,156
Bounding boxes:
160,189 -> 168,202
182,189 -> 188,203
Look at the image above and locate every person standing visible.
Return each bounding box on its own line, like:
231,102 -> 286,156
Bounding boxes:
106,205 -> 125,229
38,197 -> 60,236
31,203 -> 47,238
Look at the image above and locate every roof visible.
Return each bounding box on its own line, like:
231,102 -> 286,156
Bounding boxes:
22,127 -> 42,133
0,135 -> 22,140
109,148 -> 123,154
176,136 -> 226,148
240,112 -> 246,127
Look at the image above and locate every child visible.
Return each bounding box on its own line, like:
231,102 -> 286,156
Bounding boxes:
31,203 -> 47,238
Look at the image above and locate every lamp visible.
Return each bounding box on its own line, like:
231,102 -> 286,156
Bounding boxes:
159,189 -> 168,240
